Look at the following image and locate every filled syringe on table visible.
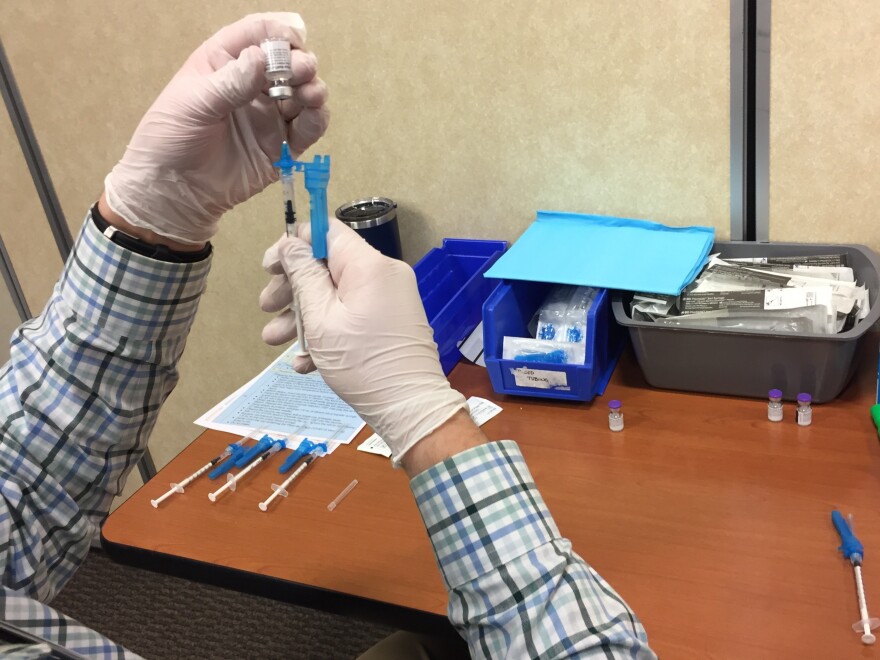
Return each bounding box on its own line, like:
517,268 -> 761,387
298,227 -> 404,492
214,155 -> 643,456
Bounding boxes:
150,430 -> 261,508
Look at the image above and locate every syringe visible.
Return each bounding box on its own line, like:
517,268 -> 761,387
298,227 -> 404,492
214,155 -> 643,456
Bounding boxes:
832,510 -> 880,644
279,423 -> 344,473
208,438 -> 286,502
274,143 -> 308,358
276,142 -> 297,238
150,433 -> 254,508
259,447 -> 325,511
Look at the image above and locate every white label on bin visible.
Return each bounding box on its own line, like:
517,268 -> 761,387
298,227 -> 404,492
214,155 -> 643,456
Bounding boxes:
511,367 -> 568,390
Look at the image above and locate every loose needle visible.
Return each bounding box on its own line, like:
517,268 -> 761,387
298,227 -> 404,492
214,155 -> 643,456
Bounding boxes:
327,479 -> 358,512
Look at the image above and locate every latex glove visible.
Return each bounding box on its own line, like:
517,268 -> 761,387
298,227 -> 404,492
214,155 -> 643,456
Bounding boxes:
260,221 -> 468,465
104,13 -> 329,245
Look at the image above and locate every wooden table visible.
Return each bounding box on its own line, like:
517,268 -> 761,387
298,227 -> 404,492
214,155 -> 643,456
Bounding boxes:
103,339 -> 880,658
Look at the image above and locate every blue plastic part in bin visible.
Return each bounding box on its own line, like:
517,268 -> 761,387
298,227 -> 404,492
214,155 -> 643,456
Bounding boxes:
483,281 -> 625,401
414,239 -> 507,375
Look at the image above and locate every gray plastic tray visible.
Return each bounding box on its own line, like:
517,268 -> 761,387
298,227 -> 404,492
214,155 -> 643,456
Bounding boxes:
612,242 -> 880,402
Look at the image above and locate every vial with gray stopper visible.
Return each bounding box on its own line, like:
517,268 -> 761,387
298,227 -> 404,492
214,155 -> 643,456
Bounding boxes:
796,393 -> 813,426
260,38 -> 294,100
608,400 -> 624,432
767,389 -> 783,422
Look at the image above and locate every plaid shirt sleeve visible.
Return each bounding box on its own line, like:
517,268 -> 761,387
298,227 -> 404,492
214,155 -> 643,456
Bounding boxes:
0,210 -> 209,657
412,440 -> 656,659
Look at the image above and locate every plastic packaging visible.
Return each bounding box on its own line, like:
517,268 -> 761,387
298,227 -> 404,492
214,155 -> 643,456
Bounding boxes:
536,286 -> 569,340
536,285 -> 596,344
502,336 -> 586,365
654,305 -> 830,334
768,389 -> 783,422
485,282 -> 624,402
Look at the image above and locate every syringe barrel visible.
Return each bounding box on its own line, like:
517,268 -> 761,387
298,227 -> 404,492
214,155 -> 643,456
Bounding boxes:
280,171 -> 296,234
280,171 -> 295,204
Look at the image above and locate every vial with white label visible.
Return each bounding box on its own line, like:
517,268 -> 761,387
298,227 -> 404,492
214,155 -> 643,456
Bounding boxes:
796,393 -> 812,426
260,38 -> 294,100
608,400 -> 624,432
767,388 -> 783,422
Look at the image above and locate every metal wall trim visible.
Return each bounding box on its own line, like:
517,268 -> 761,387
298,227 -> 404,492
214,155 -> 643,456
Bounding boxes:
754,1 -> 772,242
0,234 -> 31,322
0,38 -> 74,261
730,0 -> 747,241
2,38 -> 156,478
730,0 -> 772,242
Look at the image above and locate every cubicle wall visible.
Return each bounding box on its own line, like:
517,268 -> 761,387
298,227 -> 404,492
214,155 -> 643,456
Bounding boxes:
770,1 -> 880,250
0,2 -> 732,472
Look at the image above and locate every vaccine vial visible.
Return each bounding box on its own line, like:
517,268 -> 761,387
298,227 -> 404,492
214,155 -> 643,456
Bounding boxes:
767,389 -> 783,422
260,38 -> 294,100
796,393 -> 813,426
608,400 -> 624,432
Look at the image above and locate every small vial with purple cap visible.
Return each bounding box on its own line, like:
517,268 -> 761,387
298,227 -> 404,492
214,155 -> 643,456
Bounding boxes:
797,393 -> 813,426
768,389 -> 783,422
608,400 -> 624,432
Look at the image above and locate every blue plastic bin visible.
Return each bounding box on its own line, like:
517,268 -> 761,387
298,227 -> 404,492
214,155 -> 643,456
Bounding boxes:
414,239 -> 507,375
483,281 -> 625,401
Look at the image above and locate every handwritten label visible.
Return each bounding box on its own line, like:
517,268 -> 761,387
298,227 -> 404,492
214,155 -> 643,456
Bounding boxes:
511,367 -> 568,390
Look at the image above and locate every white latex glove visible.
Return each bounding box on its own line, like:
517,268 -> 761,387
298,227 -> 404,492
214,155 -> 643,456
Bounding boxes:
104,13 -> 329,245
260,220 -> 468,465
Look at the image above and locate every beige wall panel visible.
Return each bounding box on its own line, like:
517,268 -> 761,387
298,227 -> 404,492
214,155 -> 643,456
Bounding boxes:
1,2 -> 729,472
770,1 -> 880,251
0,108 -> 62,313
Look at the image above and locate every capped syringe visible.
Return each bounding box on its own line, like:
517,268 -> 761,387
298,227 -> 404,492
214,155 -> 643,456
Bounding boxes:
259,445 -> 326,511
150,431 -> 255,508
274,143 -> 308,358
279,424 -> 345,473
832,510 -> 880,644
208,438 -> 286,502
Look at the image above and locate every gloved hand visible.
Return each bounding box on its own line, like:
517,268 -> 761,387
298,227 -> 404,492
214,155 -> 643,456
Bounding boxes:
104,13 -> 329,245
260,220 -> 468,466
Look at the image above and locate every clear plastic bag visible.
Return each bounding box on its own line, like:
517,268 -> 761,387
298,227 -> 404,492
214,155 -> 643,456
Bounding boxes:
535,285 -> 597,344
503,336 -> 586,365
654,305 -> 831,334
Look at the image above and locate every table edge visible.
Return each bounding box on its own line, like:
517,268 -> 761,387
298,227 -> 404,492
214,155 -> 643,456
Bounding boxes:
99,532 -> 452,636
